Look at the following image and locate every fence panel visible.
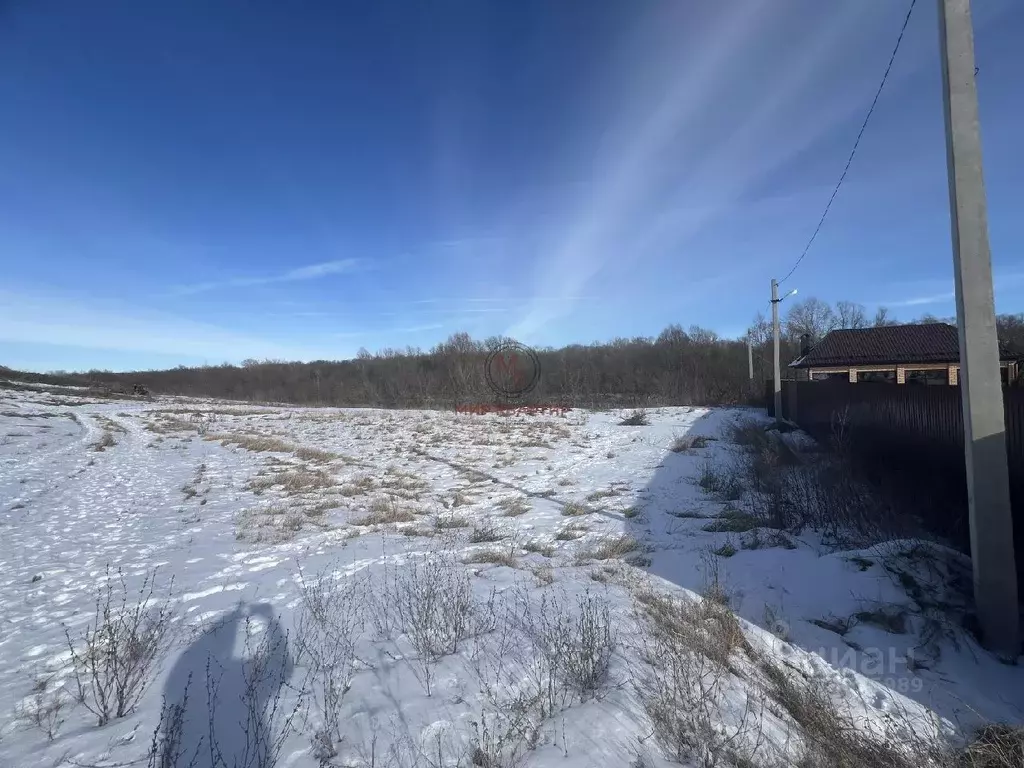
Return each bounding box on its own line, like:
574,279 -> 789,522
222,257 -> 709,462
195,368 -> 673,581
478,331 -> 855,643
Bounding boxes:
767,380 -> 1024,587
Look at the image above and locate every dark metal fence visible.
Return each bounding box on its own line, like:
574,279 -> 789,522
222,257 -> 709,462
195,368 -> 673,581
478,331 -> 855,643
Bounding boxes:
766,380 -> 1024,584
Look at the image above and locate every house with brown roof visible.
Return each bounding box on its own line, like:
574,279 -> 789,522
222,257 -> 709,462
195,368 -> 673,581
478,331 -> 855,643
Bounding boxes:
788,322 -> 1020,385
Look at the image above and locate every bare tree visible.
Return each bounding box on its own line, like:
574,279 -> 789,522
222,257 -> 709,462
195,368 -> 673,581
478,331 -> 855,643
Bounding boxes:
784,298 -> 836,343
834,301 -> 868,329
873,306 -> 897,327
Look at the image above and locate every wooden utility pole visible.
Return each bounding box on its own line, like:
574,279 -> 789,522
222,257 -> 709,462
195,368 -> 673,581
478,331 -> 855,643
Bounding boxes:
771,279 -> 782,421
938,0 -> 1019,655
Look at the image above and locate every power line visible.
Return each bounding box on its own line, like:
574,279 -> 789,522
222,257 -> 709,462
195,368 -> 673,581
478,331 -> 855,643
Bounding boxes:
777,0 -> 918,286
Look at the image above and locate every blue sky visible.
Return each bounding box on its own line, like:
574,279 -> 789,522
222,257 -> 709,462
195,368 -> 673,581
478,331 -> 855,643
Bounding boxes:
2,0 -> 1023,372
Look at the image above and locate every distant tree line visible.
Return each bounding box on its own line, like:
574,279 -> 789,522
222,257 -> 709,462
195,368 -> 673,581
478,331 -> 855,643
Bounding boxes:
5,301 -> 1024,409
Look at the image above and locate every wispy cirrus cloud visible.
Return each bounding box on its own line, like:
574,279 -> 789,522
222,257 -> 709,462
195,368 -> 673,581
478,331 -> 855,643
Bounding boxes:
333,323 -> 444,338
886,292 -> 955,308
171,258 -> 362,296
508,1 -> 888,340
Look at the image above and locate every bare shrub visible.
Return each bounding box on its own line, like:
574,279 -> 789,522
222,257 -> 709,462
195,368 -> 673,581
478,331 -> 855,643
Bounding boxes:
63,566 -> 176,726
561,591 -> 614,695
205,610 -> 303,768
18,671 -> 70,741
958,724 -> 1024,768
147,674 -> 203,768
469,708 -> 540,768
620,408 -> 649,426
392,553 -> 476,695
516,588 -> 617,714
294,565 -> 366,757
435,512 -> 471,529
469,522 -> 507,543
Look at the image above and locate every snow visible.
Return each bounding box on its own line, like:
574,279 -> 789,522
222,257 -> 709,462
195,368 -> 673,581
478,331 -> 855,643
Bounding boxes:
0,389 -> 1021,767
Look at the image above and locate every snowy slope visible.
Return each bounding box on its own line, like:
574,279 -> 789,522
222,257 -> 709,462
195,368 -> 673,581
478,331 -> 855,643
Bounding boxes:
0,390 -> 1020,768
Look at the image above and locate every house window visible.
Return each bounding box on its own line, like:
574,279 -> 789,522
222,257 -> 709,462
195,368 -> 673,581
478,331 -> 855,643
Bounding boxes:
857,370 -> 895,383
906,369 -> 947,386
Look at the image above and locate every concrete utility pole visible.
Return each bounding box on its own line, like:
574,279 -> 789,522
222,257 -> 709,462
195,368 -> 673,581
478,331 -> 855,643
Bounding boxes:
938,0 -> 1019,655
771,279 -> 782,421
748,333 -> 755,381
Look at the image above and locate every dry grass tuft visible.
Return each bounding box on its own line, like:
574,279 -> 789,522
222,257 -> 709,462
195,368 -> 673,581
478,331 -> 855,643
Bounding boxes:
497,496 -> 531,517
633,586 -> 747,669
351,498 -> 417,526
294,446 -> 339,462
434,513 -> 471,530
561,500 -> 591,517
468,522 -> 507,543
92,432 -> 116,452
671,434 -> 712,453
555,521 -> 588,541
576,534 -> 641,563
249,469 -> 335,496
210,433 -> 295,453
339,475 -> 376,497
463,549 -> 518,568
234,505 -> 307,543
523,539 -> 556,557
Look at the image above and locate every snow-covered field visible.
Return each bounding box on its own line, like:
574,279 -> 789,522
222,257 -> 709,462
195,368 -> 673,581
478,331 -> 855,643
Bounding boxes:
0,384 -> 1021,767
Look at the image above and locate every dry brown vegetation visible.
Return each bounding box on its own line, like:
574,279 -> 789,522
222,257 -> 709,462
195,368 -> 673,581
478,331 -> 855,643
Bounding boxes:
339,475 -> 377,497
92,432 -> 116,452
294,446 -> 339,462
575,534 -> 641,563
351,497 -> 417,526
463,549 -> 518,568
561,500 -> 591,517
555,521 -> 588,541
434,513 -> 471,530
523,539 -> 556,557
498,496 -> 531,517
234,505 -> 308,542
671,434 -> 713,453
246,468 -> 335,496
208,432 -> 295,453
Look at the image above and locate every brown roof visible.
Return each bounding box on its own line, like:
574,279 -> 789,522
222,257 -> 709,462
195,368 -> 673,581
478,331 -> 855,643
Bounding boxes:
790,323 -> 1017,368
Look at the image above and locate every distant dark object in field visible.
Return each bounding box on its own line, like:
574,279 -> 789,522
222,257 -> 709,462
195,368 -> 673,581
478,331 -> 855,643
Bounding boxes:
620,409 -> 649,426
